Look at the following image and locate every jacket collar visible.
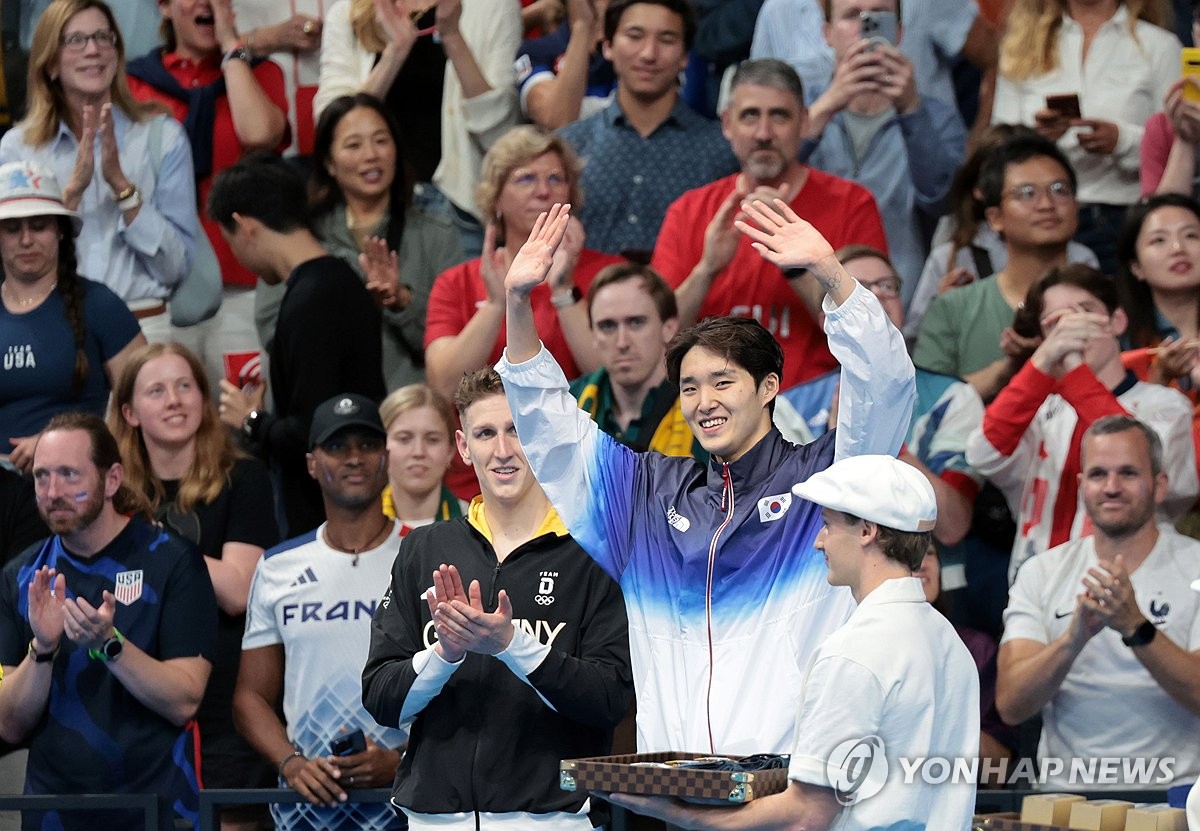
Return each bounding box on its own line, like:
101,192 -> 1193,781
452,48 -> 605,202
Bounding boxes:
706,428 -> 789,496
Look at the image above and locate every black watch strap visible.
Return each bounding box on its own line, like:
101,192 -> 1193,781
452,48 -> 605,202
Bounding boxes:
27,639 -> 58,663
1121,619 -> 1157,647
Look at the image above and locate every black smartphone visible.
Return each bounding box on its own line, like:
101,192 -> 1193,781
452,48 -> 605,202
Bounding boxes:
1045,93 -> 1082,119
330,728 -> 366,757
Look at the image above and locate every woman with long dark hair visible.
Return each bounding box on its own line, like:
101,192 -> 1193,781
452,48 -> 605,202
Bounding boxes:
1117,192 -> 1200,397
257,92 -> 464,388
0,160 -> 144,472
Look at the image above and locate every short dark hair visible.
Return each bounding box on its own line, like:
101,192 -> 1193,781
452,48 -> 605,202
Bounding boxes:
207,151 -> 311,233
604,0 -> 696,49
454,367 -> 506,418
1083,415 -> 1164,477
977,134 -> 1077,209
1021,263 -> 1120,327
38,412 -> 150,518
586,262 -> 678,325
837,510 -> 929,570
666,317 -> 783,412
728,59 -> 806,110
1116,193 -> 1200,348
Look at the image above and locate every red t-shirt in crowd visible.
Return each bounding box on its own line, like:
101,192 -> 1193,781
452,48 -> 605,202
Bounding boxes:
128,54 -> 289,288
651,168 -> 888,390
425,247 -> 624,381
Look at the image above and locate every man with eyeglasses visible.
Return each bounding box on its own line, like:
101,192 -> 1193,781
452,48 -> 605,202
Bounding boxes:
914,134 -> 1082,403
967,264 -> 1198,583
235,393 -> 407,831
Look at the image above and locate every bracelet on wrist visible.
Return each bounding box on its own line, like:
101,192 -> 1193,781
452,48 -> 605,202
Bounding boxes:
551,285 -> 581,309
278,750 -> 304,779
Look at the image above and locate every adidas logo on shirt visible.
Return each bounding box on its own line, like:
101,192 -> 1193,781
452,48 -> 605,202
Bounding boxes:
290,567 -> 318,587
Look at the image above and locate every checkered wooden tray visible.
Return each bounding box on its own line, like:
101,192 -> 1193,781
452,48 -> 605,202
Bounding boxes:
560,751 -> 789,804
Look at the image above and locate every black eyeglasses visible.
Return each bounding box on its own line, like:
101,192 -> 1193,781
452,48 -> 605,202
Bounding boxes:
61,30 -> 118,52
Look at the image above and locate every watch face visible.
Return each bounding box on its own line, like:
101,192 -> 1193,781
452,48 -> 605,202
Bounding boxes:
103,637 -> 123,659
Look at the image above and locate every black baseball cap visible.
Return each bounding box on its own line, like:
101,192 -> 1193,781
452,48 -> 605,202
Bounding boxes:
308,394 -> 385,450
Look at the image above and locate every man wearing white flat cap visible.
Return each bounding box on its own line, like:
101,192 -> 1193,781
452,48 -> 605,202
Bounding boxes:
609,454 -> 980,831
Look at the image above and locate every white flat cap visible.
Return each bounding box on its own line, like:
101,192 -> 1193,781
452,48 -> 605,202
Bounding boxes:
792,455 -> 937,533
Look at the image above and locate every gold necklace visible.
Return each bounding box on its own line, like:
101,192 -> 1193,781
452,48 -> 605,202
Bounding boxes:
1,280 -> 55,309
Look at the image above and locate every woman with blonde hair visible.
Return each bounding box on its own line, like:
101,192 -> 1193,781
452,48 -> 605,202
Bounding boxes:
424,125 -> 620,403
379,383 -> 466,534
992,0 -> 1179,276
0,0 -> 197,339
110,341 -> 278,823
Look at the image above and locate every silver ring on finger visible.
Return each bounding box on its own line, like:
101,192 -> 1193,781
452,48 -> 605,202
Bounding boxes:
347,775 -> 354,786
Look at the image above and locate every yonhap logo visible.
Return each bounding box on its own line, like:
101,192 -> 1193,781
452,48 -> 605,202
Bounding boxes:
826,736 -> 888,806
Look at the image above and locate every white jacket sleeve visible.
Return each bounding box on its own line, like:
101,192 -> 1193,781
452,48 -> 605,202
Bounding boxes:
825,282 -> 916,462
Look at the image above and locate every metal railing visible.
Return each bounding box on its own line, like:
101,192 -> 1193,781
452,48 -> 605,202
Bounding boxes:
0,792 -> 159,826
0,787 -> 1174,829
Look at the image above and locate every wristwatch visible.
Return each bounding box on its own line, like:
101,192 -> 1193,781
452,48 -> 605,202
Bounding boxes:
551,285 -> 582,309
88,628 -> 125,662
221,43 -> 251,70
242,409 -> 263,442
1121,619 -> 1157,647
27,639 -> 58,664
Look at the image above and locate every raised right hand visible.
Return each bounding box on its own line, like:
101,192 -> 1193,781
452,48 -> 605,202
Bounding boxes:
62,105 -> 97,211
27,567 -> 66,653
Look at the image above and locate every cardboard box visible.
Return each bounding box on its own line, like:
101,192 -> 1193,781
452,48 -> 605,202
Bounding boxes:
1068,800 -> 1134,831
1022,793 -> 1086,825
560,752 -> 789,804
1124,805 -> 1187,831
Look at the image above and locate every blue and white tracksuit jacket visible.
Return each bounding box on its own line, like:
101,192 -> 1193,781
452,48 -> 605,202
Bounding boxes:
497,283 -> 915,755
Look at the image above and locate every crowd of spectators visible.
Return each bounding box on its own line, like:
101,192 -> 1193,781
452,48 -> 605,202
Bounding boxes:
2,0 -> 1200,826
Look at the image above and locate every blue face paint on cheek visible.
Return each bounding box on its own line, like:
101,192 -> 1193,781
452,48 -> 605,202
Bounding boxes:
72,491 -> 89,503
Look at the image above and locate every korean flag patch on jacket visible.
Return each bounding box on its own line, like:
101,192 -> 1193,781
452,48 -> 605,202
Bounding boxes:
758,493 -> 792,523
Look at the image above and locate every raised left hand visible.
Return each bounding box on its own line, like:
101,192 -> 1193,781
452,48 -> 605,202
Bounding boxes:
874,45 -> 918,114
736,199 -> 834,271
97,104 -> 130,197
62,590 -> 116,652
1080,555 -> 1144,639
503,203 -> 571,298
